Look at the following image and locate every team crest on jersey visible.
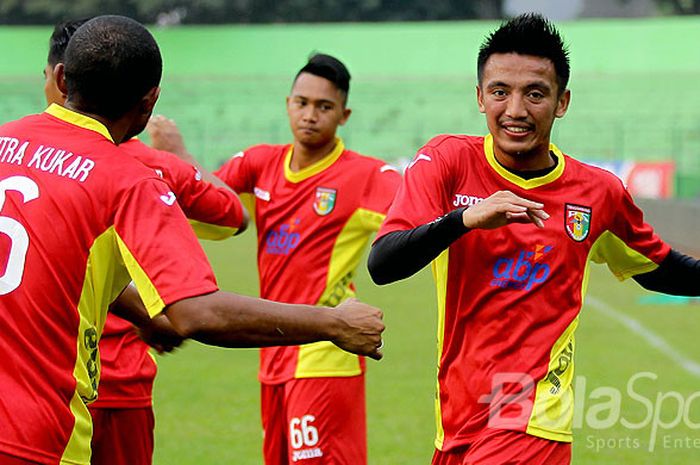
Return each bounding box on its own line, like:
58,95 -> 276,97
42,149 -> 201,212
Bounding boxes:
313,187 -> 337,216
565,204 -> 592,242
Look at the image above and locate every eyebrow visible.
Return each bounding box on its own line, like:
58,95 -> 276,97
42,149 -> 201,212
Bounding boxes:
290,95 -> 337,105
486,80 -> 552,91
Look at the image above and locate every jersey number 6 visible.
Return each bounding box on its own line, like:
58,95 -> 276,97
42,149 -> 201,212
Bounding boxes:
0,175 -> 39,295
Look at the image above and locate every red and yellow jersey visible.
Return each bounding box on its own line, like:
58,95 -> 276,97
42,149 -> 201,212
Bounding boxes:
216,139 -> 400,384
0,104 -> 218,465
92,139 -> 246,410
377,134 -> 670,451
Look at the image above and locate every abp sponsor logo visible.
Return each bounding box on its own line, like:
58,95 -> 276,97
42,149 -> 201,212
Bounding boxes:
490,244 -> 553,291
265,219 -> 301,255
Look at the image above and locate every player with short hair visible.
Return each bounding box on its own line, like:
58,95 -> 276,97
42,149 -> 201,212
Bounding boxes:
43,17 -> 252,465
212,53 -> 401,465
0,15 -> 384,465
368,13 -> 700,465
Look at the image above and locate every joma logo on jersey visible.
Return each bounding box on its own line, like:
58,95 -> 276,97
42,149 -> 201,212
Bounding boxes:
491,244 -> 553,291
453,193 -> 484,207
265,220 -> 301,255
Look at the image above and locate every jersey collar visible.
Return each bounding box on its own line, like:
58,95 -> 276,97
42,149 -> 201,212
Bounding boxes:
284,138 -> 345,183
483,133 -> 566,189
45,104 -> 115,143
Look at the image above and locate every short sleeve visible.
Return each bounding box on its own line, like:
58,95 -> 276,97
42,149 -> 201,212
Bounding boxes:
215,150 -> 255,194
359,163 -> 401,231
376,144 -> 453,241
590,179 -> 671,280
156,151 -> 245,238
114,178 -> 218,317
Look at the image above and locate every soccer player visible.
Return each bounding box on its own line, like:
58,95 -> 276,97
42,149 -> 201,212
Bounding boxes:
211,54 -> 401,465
0,15 -> 384,465
368,13 -> 700,465
42,18 -> 251,465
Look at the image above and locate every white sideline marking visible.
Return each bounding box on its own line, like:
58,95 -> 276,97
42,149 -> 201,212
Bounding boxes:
586,295 -> 700,378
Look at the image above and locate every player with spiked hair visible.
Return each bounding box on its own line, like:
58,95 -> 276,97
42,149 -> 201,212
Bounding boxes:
369,13 -> 700,465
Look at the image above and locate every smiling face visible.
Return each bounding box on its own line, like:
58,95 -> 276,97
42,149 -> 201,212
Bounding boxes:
477,52 -> 570,169
286,72 -> 350,150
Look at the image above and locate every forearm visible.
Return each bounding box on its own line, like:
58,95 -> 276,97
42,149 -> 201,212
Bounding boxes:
165,291 -> 343,348
632,249 -> 700,296
368,208 -> 469,285
109,283 -> 150,327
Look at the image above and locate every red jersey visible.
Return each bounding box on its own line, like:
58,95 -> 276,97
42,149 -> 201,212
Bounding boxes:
92,138 -> 246,409
216,140 -> 400,384
0,104 -> 218,465
377,134 -> 670,451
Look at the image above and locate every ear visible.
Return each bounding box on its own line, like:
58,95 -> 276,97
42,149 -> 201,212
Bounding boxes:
54,63 -> 67,96
555,89 -> 571,118
141,87 -> 161,114
476,85 -> 486,114
339,107 -> 352,126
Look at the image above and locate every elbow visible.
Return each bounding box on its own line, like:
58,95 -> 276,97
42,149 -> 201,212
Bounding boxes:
367,246 -> 391,285
164,298 -> 211,340
235,208 -> 250,235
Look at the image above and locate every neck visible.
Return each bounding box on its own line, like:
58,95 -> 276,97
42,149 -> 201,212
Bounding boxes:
63,100 -> 131,144
494,145 -> 554,172
290,138 -> 338,172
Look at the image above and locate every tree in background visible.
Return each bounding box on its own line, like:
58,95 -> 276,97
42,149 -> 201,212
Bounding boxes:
1,0 -> 696,24
0,0 -> 499,24
656,0 -> 700,14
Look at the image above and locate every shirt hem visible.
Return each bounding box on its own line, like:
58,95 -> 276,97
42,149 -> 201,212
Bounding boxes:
0,441 -> 87,465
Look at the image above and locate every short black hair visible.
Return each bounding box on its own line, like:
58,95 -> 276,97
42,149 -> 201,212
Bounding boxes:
477,13 -> 570,93
47,18 -> 90,66
293,53 -> 351,104
63,15 -> 162,120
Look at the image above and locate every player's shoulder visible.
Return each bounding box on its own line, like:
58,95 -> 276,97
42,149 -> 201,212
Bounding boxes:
409,134 -> 483,170
423,134 -> 483,151
121,138 -> 185,169
242,143 -> 289,159
341,148 -> 400,175
564,155 -> 626,191
0,113 -> 42,133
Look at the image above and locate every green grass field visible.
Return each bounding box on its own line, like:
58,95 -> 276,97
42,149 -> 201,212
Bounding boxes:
150,233 -> 700,464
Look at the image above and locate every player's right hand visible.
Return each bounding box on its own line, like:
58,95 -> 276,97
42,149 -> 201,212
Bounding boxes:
462,190 -> 549,230
332,298 -> 385,361
147,114 -> 189,159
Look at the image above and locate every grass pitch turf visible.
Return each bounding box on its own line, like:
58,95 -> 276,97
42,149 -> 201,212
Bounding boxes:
151,234 -> 700,464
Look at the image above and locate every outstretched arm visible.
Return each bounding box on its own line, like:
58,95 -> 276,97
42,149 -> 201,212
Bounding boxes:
369,190 -> 549,285
165,293 -> 385,359
113,285 -> 385,360
633,249 -> 700,296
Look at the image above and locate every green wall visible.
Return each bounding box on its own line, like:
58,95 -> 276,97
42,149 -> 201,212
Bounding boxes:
2,17 -> 699,195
